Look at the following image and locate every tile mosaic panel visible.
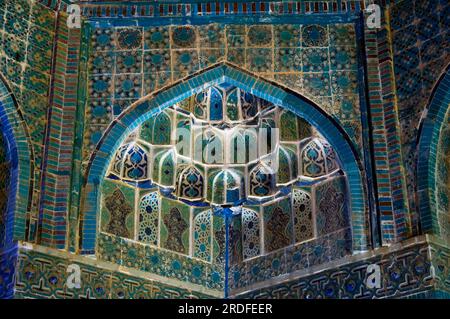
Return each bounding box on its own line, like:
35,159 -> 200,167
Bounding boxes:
263,197 -> 293,253
0,244 -> 17,299
292,188 -> 314,243
390,0 -> 450,215
228,227 -> 352,291
314,175 -> 349,236
0,0 -> 57,245
193,208 -> 213,262
0,0 -> 447,300
160,197 -> 190,255
97,232 -> 224,291
100,179 -> 135,239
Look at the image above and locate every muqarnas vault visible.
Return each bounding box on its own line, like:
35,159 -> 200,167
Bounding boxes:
0,0 -> 449,299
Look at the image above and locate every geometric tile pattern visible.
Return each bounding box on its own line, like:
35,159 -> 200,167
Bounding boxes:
14,242 -> 218,299
84,23 -> 362,163
0,0 -> 448,301
234,237 -> 448,299
0,0 -> 57,244
229,174 -> 352,292
390,0 -> 450,221
97,232 -> 224,291
229,226 -> 352,292
364,11 -> 410,244
10,235 -> 449,299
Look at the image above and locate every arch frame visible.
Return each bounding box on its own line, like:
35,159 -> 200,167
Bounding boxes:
0,73 -> 34,246
81,62 -> 370,254
416,66 -> 450,235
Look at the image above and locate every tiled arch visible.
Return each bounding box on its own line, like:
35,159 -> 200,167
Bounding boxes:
81,62 -> 369,254
0,73 -> 34,245
416,66 -> 450,235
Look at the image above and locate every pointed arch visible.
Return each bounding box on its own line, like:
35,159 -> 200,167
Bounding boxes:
0,73 -> 33,245
152,149 -> 176,187
109,142 -> 150,181
177,165 -> 204,200
207,169 -> 245,206
82,62 -> 368,254
301,137 -> 338,178
202,129 -> 224,165
226,87 -> 240,121
229,129 -> 246,164
208,86 -> 223,121
278,144 -> 298,185
249,162 -> 275,197
110,143 -> 129,177
140,110 -> 172,145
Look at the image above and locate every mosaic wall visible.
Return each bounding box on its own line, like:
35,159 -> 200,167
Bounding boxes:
234,238 -> 450,299
390,0 -> 450,216
14,244 -> 216,299
97,232 -> 225,291
0,0 -> 448,300
7,235 -> 447,300
229,176 -> 352,292
430,239 -> 450,295
0,0 -> 57,240
85,22 -> 363,167
0,244 -> 17,298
